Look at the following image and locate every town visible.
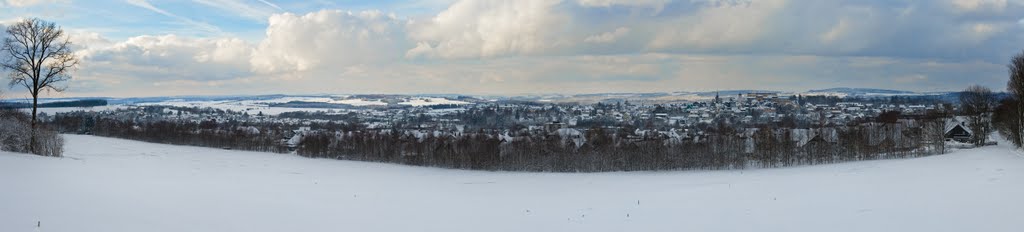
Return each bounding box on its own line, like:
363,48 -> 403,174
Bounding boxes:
42,92 -> 966,171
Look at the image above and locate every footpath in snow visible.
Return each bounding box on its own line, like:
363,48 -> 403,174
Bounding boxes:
2,135 -> 1023,232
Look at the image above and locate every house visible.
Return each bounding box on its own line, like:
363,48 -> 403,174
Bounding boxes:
285,127 -> 311,151
556,128 -> 586,148
545,122 -> 566,132
944,118 -> 972,143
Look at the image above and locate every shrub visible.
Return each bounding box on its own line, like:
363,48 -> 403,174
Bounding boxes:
0,109 -> 63,157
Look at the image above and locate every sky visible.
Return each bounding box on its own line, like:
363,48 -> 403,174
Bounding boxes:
1,0 -> 1023,98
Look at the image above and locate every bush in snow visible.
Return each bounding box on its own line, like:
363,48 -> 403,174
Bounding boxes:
0,109 -> 63,157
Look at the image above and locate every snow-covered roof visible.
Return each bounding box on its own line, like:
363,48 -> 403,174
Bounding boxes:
944,118 -> 972,135
792,128 -> 839,147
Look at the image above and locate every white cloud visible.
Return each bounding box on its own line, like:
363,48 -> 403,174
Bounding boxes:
584,27 -> 630,43
648,0 -> 786,50
250,10 -> 407,73
405,0 -> 570,58
576,0 -> 670,11
957,22 -> 1006,44
950,0 -> 1008,12
41,0 -> 1024,96
80,34 -> 253,81
819,19 -> 848,44
68,31 -> 114,51
4,0 -> 59,7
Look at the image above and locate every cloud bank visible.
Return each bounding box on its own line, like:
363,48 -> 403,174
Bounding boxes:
4,0 -> 1021,97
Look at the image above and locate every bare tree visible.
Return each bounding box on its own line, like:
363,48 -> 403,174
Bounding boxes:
994,98 -> 1022,147
1,18 -> 78,129
959,85 -> 996,145
1008,51 -> 1024,147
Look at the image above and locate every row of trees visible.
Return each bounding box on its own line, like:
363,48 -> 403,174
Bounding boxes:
52,112 -> 290,153
995,51 -> 1024,147
298,123 -> 945,172
52,111 -> 950,172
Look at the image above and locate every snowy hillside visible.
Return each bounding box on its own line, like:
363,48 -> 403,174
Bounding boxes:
2,135 -> 1023,232
11,95 -> 478,116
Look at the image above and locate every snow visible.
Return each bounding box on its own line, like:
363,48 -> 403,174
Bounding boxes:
135,99 -> 348,116
93,96 -> 470,115
246,97 -> 387,106
2,135 -> 1024,232
29,105 -> 128,115
334,98 -> 388,106
398,97 -> 469,106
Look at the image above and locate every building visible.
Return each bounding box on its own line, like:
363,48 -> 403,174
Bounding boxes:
944,119 -> 972,143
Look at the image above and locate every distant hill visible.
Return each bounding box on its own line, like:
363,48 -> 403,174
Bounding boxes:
807,88 -> 915,95
0,99 -> 108,108
696,90 -> 780,97
268,101 -> 354,109
15,89 -> 985,108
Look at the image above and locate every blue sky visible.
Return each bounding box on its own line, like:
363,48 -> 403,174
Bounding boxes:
1,0 -> 1023,97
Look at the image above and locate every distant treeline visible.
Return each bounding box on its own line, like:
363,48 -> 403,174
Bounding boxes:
49,110 -> 950,172
0,99 -> 107,108
269,101 -> 467,110
796,95 -> 961,106
269,101 -> 355,109
52,112 -> 290,153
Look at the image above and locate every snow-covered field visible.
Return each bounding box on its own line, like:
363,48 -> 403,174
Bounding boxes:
2,135 -> 1023,232
122,96 -> 468,115
397,97 -> 470,106
30,105 -> 128,115
136,99 -> 350,116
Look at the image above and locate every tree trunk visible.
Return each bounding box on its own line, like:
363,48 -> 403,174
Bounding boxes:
30,93 -> 37,154
1018,101 -> 1024,147
31,94 -> 38,129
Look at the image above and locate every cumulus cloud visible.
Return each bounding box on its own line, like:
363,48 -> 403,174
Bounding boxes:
48,0 -> 1024,96
25,0 -> 1024,64
80,34 -> 253,81
405,0 -> 570,58
576,0 -> 670,11
648,0 -> 786,51
627,0 -> 1022,62
250,9 -> 407,73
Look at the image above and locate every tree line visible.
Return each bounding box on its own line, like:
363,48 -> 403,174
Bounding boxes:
51,109 -> 950,172
994,51 -> 1024,148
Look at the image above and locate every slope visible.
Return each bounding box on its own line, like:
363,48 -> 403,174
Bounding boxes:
1,135 -> 1023,232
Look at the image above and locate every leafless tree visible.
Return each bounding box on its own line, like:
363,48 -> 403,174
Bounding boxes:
1008,51 -> 1024,147
959,85 -> 996,145
1,18 -> 79,129
994,98 -> 1022,147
